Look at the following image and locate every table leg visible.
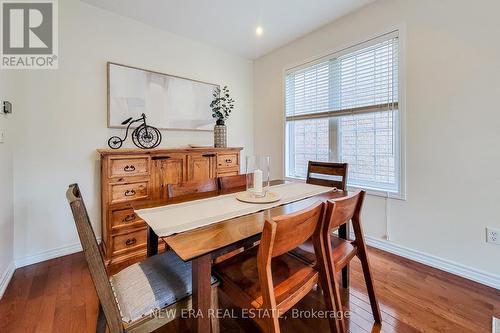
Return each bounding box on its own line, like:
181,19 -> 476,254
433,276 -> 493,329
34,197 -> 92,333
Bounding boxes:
192,254 -> 212,333
147,226 -> 158,257
338,223 -> 350,288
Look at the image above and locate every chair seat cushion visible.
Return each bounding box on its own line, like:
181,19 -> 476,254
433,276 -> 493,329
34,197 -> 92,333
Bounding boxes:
213,247 -> 318,310
110,250 -> 216,323
291,235 -> 357,269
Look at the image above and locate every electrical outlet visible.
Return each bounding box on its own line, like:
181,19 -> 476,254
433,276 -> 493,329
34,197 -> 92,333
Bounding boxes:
2,101 -> 12,114
0,130 -> 4,143
486,227 -> 500,245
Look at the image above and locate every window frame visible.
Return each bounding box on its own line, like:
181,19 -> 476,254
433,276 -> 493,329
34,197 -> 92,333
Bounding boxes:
282,30 -> 406,200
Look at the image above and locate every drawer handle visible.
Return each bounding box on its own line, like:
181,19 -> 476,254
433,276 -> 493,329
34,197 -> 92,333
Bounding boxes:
125,238 -> 137,246
225,159 -> 232,163
124,165 -> 136,172
202,154 -> 216,157
152,156 -> 171,160
124,189 -> 136,197
122,214 -> 135,223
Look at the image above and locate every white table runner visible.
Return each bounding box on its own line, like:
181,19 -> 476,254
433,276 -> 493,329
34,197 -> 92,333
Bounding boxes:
135,182 -> 333,237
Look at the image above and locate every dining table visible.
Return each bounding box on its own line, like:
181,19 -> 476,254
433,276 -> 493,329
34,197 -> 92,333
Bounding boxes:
135,180 -> 351,333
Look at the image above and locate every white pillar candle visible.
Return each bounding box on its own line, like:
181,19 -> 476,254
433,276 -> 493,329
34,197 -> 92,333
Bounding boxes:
253,169 -> 263,194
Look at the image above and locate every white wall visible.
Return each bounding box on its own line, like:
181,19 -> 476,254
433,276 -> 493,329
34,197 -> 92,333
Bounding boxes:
254,0 -> 500,279
7,0 -> 500,289
11,0 -> 254,264
0,71 -> 15,296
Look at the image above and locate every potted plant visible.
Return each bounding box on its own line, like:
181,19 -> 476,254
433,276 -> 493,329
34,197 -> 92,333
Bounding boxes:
210,85 -> 234,147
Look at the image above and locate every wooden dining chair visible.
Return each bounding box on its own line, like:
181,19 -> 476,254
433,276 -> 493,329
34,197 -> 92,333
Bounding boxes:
323,191 -> 381,332
167,178 -> 219,199
144,179 -> 220,258
218,174 -> 247,194
66,183 -> 220,333
291,161 -> 350,286
213,201 -> 337,333
306,161 -> 348,190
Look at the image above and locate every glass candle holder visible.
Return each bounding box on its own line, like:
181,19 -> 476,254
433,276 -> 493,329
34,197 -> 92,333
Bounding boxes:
245,155 -> 270,198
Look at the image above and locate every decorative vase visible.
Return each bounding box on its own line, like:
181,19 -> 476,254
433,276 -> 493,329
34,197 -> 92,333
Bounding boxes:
214,119 -> 227,148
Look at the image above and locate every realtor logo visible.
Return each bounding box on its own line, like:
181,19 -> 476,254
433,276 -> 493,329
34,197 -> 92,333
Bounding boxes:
1,0 -> 58,69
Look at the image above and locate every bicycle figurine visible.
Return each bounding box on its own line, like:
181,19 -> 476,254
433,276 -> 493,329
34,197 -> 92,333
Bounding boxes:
108,113 -> 162,149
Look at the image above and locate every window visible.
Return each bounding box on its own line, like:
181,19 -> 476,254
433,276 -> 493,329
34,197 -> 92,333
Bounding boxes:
285,32 -> 402,195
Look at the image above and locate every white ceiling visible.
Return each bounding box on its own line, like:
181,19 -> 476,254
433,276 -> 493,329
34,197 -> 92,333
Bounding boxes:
81,0 -> 374,59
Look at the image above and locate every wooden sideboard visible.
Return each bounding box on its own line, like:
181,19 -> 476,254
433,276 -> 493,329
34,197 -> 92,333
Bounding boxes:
98,147 -> 242,272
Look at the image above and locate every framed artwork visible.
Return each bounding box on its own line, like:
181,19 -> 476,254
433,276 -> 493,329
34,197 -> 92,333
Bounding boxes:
107,62 -> 218,131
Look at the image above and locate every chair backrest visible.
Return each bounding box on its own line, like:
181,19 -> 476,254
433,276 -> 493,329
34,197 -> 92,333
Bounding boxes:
306,161 -> 348,190
167,179 -> 219,199
256,201 -> 324,323
324,190 -> 364,232
66,184 -> 124,333
259,201 -> 324,259
218,174 -> 248,194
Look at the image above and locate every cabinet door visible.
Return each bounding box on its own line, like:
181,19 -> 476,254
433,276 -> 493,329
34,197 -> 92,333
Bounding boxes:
151,154 -> 186,201
187,153 -> 217,181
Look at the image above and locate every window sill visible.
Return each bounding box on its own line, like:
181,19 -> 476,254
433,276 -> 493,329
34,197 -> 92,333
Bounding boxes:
284,176 -> 406,201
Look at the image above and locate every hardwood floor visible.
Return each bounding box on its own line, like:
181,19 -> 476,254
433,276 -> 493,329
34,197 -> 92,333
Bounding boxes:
0,247 -> 498,333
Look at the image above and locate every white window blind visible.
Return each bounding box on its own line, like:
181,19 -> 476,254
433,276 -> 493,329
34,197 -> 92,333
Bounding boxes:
285,32 -> 401,194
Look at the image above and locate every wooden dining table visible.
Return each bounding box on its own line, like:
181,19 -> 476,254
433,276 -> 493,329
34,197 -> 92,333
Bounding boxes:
139,180 -> 351,333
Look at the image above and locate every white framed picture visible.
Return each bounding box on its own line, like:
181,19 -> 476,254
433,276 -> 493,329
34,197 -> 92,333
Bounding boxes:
107,62 -> 218,131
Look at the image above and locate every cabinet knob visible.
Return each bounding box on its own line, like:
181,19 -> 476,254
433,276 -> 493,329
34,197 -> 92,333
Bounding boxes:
124,165 -> 136,172
124,189 -> 136,197
122,214 -> 135,223
125,238 -> 137,246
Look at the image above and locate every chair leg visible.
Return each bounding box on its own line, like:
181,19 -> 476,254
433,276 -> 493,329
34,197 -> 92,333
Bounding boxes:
351,200 -> 382,325
96,303 -> 107,333
357,249 -> 382,323
314,225 -> 342,333
265,315 -> 281,333
210,285 -> 220,333
317,270 -> 340,333
330,272 -> 347,333
341,266 -> 349,289
338,224 -> 350,288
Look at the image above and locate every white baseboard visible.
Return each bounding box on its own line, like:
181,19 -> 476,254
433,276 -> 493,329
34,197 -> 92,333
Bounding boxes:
364,235 -> 500,290
14,238 -> 101,269
14,241 -> 84,268
0,261 -> 16,299
1,239 -> 102,299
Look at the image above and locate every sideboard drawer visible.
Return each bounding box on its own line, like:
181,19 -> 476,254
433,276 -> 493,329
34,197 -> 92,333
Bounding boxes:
217,154 -> 238,168
112,229 -> 147,256
109,157 -> 149,178
111,208 -> 145,230
110,181 -> 149,204
218,167 -> 239,177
